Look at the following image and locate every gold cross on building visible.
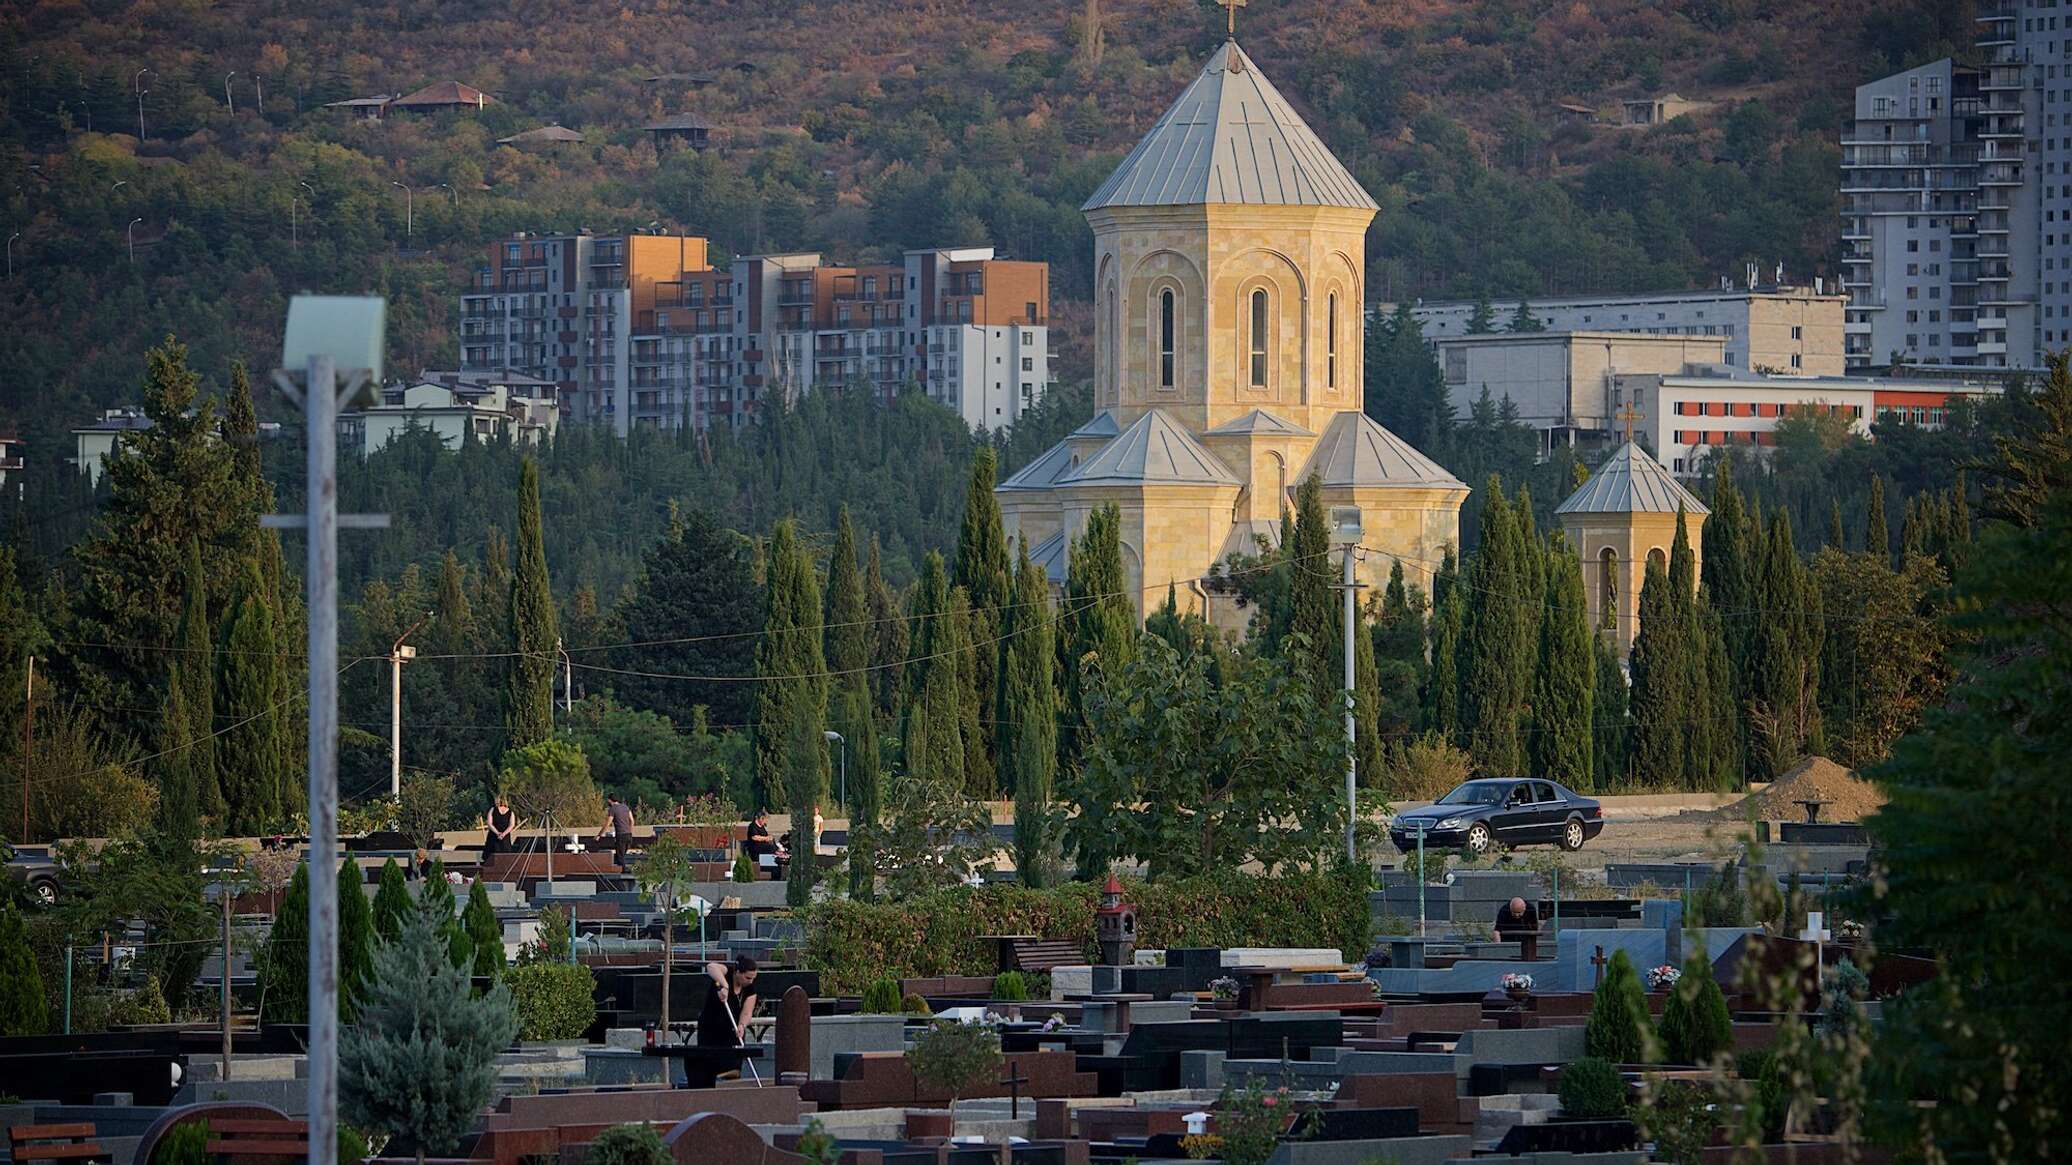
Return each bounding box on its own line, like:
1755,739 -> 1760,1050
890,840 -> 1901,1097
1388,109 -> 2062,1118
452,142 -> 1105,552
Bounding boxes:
1614,403 -> 1644,443
1217,0 -> 1247,38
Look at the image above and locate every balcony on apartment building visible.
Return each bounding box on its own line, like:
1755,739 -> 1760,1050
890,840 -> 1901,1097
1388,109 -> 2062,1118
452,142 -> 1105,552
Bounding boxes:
1980,64 -> 2028,92
1841,142 -> 1977,168
778,281 -> 814,306
1977,163 -> 2023,187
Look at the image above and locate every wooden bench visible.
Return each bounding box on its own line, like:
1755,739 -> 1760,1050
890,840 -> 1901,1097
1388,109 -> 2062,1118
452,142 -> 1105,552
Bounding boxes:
1007,939 -> 1086,973
9,1123 -> 110,1165
207,1118 -> 312,1162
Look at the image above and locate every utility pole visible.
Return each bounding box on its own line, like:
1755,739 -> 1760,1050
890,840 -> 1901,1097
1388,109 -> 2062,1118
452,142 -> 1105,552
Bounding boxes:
390,182 -> 412,242
559,638 -> 573,713
219,858 -> 234,1083
224,72 -> 237,117
127,218 -> 142,264
824,730 -> 846,813
21,655 -> 32,840
265,296 -> 388,1165
390,611 -> 431,797
1331,508 -> 1365,864
133,68 -> 151,139
6,232 -> 18,279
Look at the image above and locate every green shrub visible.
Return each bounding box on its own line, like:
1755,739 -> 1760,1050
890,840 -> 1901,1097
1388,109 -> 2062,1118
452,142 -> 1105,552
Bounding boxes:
584,1123 -> 669,1165
908,1019 -> 1003,1107
1585,950 -> 1655,1064
802,869 -> 1369,994
0,903 -> 49,1036
504,961 -> 598,1040
1735,1051 -> 1789,1143
1557,1056 -> 1627,1119
152,1120 -> 211,1165
1638,1079 -> 1717,1165
1660,953 -> 1732,1065
860,978 -> 902,1014
337,1125 -> 370,1165
1214,1080 -> 1289,1165
992,971 -> 1029,1001
733,852 -> 758,884
901,993 -> 933,1016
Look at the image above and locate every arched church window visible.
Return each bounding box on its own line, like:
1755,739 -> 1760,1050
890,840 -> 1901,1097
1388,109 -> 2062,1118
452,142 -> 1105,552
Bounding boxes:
1249,289 -> 1269,388
1159,289 -> 1176,390
1647,548 -> 1667,575
1599,547 -> 1618,626
1327,293 -> 1339,389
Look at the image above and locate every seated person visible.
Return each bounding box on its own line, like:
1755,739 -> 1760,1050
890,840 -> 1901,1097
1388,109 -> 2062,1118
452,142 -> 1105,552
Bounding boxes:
744,809 -> 787,865
1492,896 -> 1540,941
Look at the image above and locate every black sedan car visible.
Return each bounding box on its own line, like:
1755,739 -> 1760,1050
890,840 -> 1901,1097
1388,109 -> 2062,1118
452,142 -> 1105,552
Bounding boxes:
4,841 -> 62,906
1389,778 -> 1605,855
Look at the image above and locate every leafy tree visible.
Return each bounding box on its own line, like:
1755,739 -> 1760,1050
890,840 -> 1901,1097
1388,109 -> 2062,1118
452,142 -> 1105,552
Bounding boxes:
260,861 -> 310,1023
1075,634 -> 1348,877
462,877 -> 504,982
498,737 -> 599,841
1584,949 -> 1655,1064
339,906 -> 520,1165
614,504 -> 762,731
1814,549 -> 1946,768
1004,538 -> 1060,888
398,772 -> 455,851
1061,504 -> 1134,784
585,1125 -> 670,1165
371,858 -> 412,944
635,831 -> 700,1028
0,902 -> 49,1035
755,519 -> 828,907
955,448 -> 1012,791
217,563 -> 288,833
824,507 -> 882,898
339,859 -> 377,1021
562,695 -> 740,806
1531,534 -> 1593,786
908,1019 -> 1004,1115
504,457 -> 560,749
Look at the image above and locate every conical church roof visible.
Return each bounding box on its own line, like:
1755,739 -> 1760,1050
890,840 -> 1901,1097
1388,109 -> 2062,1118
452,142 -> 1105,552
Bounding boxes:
1062,409 -> 1240,487
1298,411 -> 1466,490
1082,41 -> 1378,213
1555,442 -> 1710,516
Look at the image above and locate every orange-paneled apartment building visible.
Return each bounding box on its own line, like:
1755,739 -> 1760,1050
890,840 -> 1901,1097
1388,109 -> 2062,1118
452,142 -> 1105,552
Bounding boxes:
458,232 -> 1053,434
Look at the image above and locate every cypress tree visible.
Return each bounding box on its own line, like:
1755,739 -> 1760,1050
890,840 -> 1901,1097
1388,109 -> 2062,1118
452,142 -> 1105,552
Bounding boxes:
371,857 -> 412,943
865,537 -> 908,722
156,677 -> 199,840
903,552 -> 964,790
419,860 -> 467,968
0,903 -> 49,1035
955,449 -> 1012,791
1286,476 -> 1337,692
261,862 -> 310,1023
1060,505 -> 1133,773
1668,509 -> 1716,787
1591,631 -> 1629,790
1004,539 -> 1059,888
1532,535 -> 1594,787
462,878 -> 504,981
218,563 -> 286,834
1702,461 -> 1757,784
1426,586 -> 1465,741
1751,511 -> 1823,776
1461,478 -> 1531,774
175,536 -> 222,820
948,587 -> 989,797
753,520 -> 829,908
504,457 -> 559,749
1827,499 -> 1846,551
824,508 -> 881,898
1585,949 -> 1656,1064
1865,474 -> 1890,561
1627,555 -> 1687,787
339,860 -> 376,1020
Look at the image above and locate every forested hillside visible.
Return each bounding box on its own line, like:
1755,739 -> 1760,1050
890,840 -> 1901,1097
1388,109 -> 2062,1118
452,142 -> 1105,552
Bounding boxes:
1,0 -> 1976,446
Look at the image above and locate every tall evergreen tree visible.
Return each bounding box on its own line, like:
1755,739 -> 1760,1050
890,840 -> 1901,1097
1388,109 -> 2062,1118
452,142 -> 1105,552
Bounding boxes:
1532,535 -> 1594,786
948,586 -> 990,797
1364,301 -> 1452,450
1426,586 -> 1465,741
260,861 -> 310,1023
1750,511 -> 1824,776
1627,555 -> 1688,786
462,877 -> 504,981
1351,595 -> 1385,792
824,507 -> 882,898
1591,631 -> 1629,790
504,458 -> 559,748
1702,461 -> 1758,783
1373,560 -> 1428,739
754,519 -> 829,904
174,537 -> 222,819
371,857 -> 412,943
1698,596 -> 1739,789
1285,476 -> 1337,695
339,860 -> 377,1020
1004,540 -> 1060,887
418,860 -> 467,968
955,448 -> 1012,791
616,504 -> 762,730
1506,300 -> 1544,333
1060,505 -> 1133,775
1828,498 -> 1846,550
1461,479 -> 1532,774
1467,295 -> 1497,334
1865,473 -> 1890,561
1667,509 -> 1719,786
156,676 -> 199,840
0,903 -> 48,1035
218,563 -> 286,834
903,552 -> 964,792
865,537 -> 909,723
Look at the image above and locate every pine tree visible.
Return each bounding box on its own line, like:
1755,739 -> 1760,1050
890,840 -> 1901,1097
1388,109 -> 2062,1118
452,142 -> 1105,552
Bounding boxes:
955,448 -> 1012,791
0,903 -> 49,1035
903,553 -> 964,791
462,878 -> 504,982
865,537 -> 909,722
1365,301 -> 1452,450
1507,300 -> 1544,333
1461,479 -> 1531,774
1865,474 -> 1890,561
371,858 -> 412,944
1591,631 -> 1629,790
1060,505 -> 1134,774
617,504 -> 762,731
1750,511 -> 1823,777
218,563 -> 286,834
1532,535 -> 1594,786
1628,555 -> 1688,787
504,458 -> 559,749
1468,295 -> 1497,334
339,860 -> 377,1020
824,507 -> 882,898
339,906 -> 520,1163
1004,538 -> 1059,887
261,861 -> 310,1023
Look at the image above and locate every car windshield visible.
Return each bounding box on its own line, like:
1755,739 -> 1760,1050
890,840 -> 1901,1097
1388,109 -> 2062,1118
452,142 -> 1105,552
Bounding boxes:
1436,783 -> 1506,806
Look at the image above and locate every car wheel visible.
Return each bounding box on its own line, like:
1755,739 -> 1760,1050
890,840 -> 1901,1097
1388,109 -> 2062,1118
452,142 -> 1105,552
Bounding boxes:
1465,822 -> 1493,856
1561,817 -> 1586,852
31,879 -> 57,906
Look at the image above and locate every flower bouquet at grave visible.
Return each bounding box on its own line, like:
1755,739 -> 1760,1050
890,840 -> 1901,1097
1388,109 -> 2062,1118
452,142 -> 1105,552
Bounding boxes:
1040,1013 -> 1069,1033
1501,972 -> 1535,999
1646,964 -> 1683,992
1209,976 -> 1240,1001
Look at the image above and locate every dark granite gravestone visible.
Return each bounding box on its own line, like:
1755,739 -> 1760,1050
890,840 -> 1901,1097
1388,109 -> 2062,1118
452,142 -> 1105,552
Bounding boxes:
775,985 -> 810,1080
1294,1108 -> 1421,1141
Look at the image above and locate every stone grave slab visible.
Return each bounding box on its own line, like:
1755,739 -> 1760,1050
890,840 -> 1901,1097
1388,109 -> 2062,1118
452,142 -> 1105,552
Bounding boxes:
808,1015 -> 906,1080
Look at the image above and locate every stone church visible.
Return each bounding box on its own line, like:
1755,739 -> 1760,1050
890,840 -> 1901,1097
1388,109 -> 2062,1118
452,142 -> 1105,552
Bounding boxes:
997,39 -> 1467,631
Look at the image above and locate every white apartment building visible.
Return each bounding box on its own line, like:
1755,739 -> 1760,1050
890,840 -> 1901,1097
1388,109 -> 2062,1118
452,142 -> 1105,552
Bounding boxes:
1398,287 -> 1847,375
1842,3 -> 2069,371
339,370 -> 559,457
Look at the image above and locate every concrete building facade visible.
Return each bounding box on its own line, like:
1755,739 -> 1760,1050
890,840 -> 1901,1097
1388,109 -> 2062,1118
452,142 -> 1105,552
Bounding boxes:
1401,288 -> 1846,376
339,370 -> 559,457
1434,331 -> 1732,450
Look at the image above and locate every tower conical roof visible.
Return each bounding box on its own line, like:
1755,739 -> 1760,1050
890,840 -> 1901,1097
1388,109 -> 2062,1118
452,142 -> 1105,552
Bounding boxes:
1556,442 -> 1710,516
1062,409 -> 1240,487
1082,41 -> 1377,213
1298,411 -> 1466,491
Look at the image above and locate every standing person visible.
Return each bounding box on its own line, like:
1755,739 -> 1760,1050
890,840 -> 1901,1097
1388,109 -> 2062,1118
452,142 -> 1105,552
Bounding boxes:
484,794 -> 518,857
696,956 -> 760,1048
599,793 -> 636,869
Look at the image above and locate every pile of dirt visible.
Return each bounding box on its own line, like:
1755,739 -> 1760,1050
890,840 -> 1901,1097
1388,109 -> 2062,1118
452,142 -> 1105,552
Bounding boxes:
1694,756 -> 1886,823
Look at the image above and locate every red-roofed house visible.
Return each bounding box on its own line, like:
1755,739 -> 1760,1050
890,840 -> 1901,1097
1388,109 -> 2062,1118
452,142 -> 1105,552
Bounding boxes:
388,81 -> 493,112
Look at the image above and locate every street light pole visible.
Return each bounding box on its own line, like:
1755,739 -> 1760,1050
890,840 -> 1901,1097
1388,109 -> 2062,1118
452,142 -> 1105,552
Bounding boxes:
224,72 -> 237,117
438,182 -> 456,208
390,182 -> 412,242
1331,508 -> 1365,864
133,69 -> 151,139
127,217 -> 142,264
6,232 -> 18,278
390,611 -> 432,798
823,730 -> 846,812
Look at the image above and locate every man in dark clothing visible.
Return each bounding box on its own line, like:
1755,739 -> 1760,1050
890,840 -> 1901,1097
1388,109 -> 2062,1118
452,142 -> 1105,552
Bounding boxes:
599,794 -> 635,869
1493,896 -> 1542,958
743,809 -> 786,878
